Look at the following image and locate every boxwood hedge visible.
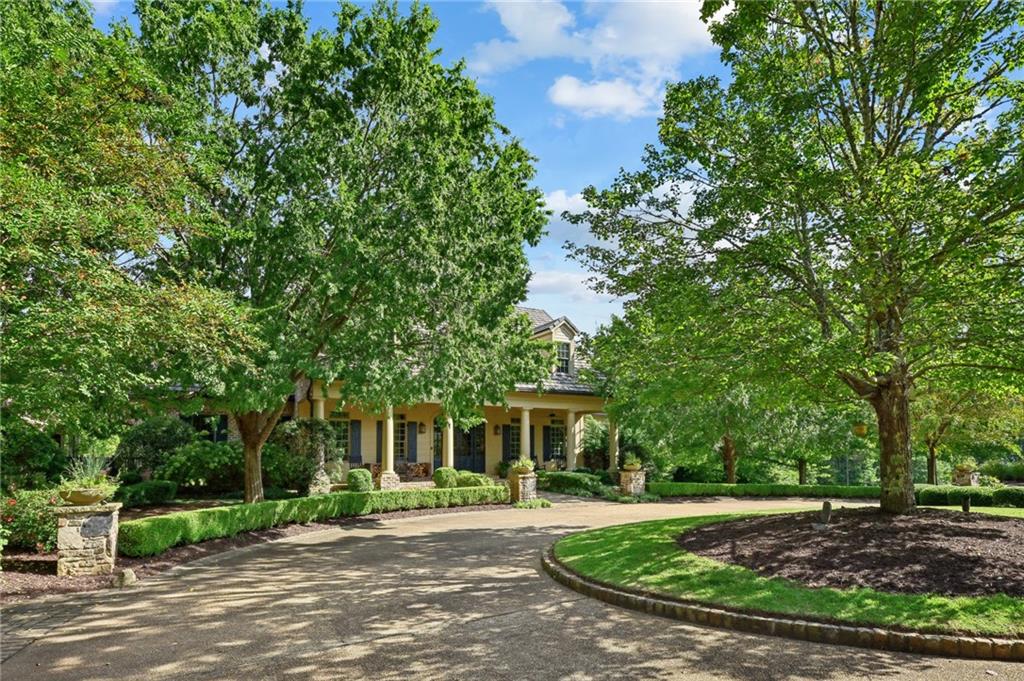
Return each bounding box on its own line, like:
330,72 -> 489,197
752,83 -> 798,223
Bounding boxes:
119,485 -> 509,557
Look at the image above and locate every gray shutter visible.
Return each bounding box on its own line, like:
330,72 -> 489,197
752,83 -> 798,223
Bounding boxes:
376,421 -> 383,463
502,425 -> 511,460
349,420 -> 362,464
408,422 -> 418,462
530,425 -> 536,459
543,426 -> 552,459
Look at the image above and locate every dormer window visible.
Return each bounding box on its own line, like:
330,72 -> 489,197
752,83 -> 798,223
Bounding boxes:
556,342 -> 571,374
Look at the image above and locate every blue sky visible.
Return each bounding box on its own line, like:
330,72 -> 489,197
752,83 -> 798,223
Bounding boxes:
93,1 -> 728,333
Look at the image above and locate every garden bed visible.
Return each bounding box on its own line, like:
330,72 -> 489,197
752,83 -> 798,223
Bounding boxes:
677,508 -> 1024,597
1,503 -> 507,603
553,511 -> 1024,637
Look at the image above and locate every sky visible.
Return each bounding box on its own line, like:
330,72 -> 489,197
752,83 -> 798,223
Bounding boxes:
92,0 -> 729,333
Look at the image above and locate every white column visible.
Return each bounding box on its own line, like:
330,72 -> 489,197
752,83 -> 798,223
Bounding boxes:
443,416 -> 455,468
384,405 -> 395,473
519,407 -> 531,460
312,397 -> 325,420
566,410 -> 578,471
607,417 -> 619,474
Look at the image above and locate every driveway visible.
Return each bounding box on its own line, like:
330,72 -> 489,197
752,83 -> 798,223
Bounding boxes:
2,496 -> 1021,681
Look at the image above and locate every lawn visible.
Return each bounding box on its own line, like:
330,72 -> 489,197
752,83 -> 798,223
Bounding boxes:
553,511 -> 1024,637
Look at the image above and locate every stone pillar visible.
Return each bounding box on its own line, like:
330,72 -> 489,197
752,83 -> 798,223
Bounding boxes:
620,469 -> 646,497
566,410 -> 578,471
54,503 -> 122,576
443,416 -> 455,469
508,471 -> 537,503
378,405 -> 400,490
312,397 -> 326,420
519,407 -> 531,460
607,417 -> 620,474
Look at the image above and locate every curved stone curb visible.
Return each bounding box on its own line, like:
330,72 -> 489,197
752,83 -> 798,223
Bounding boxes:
541,547 -> 1023,662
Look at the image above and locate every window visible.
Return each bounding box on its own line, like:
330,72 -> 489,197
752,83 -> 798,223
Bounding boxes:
394,414 -> 408,462
550,419 -> 566,458
329,409 -> 350,458
510,417 -> 521,455
556,342 -> 571,374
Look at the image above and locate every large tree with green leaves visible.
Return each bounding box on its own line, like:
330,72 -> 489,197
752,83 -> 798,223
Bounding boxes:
571,0 -> 1024,513
137,0 -> 550,501
1,0 -> 253,435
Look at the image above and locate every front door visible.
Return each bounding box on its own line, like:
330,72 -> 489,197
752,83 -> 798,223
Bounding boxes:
454,424 -> 486,473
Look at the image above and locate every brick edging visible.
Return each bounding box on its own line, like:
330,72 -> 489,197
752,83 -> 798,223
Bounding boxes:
541,547 -> 1023,661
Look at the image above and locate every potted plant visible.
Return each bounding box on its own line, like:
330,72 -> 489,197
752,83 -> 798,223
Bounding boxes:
58,443 -> 120,505
509,456 -> 535,475
622,454 -> 642,472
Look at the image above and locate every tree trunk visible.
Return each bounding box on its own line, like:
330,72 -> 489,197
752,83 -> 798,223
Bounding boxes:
926,442 -> 938,486
870,376 -> 916,514
721,433 -> 737,484
232,404 -> 287,503
798,458 -> 807,485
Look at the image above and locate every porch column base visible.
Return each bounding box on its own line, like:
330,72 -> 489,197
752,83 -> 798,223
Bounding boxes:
619,470 -> 645,497
508,472 -> 537,503
376,471 -> 401,491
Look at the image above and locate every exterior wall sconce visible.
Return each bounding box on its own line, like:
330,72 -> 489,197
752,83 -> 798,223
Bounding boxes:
418,422 -> 427,435
493,424 -> 501,436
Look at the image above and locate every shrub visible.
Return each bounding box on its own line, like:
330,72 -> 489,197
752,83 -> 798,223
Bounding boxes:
347,468 -> 373,492
114,416 -> 195,476
917,486 -> 952,505
119,486 -> 510,556
433,467 -> 458,489
993,487 -> 1024,508
977,474 -> 1004,488
267,420 -> 339,492
980,460 -> 1024,482
539,471 -> 605,495
157,440 -> 244,492
456,472 -> 493,487
918,485 -> 1003,506
513,498 -> 552,509
601,489 -> 660,504
115,481 -> 178,508
495,460 -> 511,478
0,421 -> 66,491
1,489 -> 61,552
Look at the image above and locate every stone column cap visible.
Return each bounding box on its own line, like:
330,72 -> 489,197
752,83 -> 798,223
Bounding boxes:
53,502 -> 123,515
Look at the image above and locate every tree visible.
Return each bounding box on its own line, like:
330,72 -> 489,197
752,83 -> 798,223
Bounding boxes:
137,1 -> 550,502
0,0 -> 254,435
571,1 -> 1024,513
912,384 -> 1024,485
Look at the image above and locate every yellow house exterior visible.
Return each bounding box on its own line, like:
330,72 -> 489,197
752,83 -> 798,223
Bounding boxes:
289,307 -> 619,486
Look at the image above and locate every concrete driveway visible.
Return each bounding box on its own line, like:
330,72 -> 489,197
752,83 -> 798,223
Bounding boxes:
2,496 -> 1021,681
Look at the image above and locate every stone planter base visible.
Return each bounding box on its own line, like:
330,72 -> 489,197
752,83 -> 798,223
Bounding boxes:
541,547 -> 1023,661
619,469 -> 645,496
508,472 -> 537,503
376,471 -> 401,490
54,503 -> 122,576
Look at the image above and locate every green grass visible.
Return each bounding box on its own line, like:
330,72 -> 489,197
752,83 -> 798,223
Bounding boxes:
924,505 -> 1024,519
554,513 -> 1024,637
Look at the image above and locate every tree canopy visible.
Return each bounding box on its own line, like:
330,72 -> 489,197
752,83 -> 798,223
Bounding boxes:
136,0 -> 551,500
571,0 -> 1024,512
1,0 -> 253,434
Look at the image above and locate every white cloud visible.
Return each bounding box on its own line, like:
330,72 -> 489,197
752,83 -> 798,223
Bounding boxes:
470,1 -> 720,120
544,189 -> 588,215
542,189 -> 592,244
528,270 -> 611,304
91,0 -> 120,17
548,76 -> 651,119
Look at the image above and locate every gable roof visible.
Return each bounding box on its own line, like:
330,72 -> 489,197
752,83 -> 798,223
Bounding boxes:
516,306 -> 579,337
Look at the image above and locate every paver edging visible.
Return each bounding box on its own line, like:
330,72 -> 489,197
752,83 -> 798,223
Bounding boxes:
541,546 -> 1023,662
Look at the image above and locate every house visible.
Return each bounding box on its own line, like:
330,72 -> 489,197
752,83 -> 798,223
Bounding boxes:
290,307 -> 619,487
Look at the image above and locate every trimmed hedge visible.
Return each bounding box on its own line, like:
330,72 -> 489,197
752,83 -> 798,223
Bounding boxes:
455,472 -> 493,488
347,468 -> 373,492
115,480 -> 178,508
538,471 -> 606,495
119,485 -> 509,557
647,481 -> 1024,507
647,482 -> 883,499
993,487 -> 1024,507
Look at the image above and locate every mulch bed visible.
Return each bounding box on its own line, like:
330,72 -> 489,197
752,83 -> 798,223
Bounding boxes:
677,507 -> 1024,597
1,504 -> 505,604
